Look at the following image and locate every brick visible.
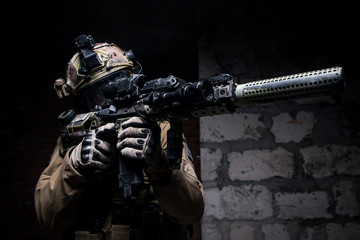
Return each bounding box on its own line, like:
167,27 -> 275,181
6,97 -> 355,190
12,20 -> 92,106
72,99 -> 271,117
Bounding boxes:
228,148 -> 294,181
299,227 -> 315,240
200,113 -> 264,143
301,145 -> 360,178
202,223 -> 222,240
230,224 -> 255,240
200,148 -> 223,181
275,191 -> 332,219
271,111 -> 315,143
333,181 -> 360,217
326,223 -> 360,240
204,185 -> 273,220
300,145 -> 334,178
261,224 -> 291,240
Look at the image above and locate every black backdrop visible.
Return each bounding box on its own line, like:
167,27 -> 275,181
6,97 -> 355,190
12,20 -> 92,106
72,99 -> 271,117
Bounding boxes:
2,0 -> 358,239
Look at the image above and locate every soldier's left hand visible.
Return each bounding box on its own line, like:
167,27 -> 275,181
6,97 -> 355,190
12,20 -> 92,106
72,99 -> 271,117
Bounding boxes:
117,117 -> 161,164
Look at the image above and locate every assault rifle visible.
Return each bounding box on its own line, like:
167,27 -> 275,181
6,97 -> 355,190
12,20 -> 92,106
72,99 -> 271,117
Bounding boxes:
60,66 -> 344,199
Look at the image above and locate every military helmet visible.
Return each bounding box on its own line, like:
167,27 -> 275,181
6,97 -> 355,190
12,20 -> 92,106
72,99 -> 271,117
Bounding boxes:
54,35 -> 137,111
54,35 -> 134,98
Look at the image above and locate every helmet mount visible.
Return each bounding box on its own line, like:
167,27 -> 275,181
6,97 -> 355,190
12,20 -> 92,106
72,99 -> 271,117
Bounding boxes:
74,35 -> 102,74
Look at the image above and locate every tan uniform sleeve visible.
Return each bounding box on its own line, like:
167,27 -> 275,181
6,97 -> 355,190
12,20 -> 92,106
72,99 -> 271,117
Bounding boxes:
153,122 -> 205,224
34,137 -> 87,232
35,122 -> 204,231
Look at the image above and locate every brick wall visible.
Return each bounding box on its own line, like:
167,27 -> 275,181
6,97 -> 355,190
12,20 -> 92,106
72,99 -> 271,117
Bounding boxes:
200,105 -> 360,240
198,1 -> 359,239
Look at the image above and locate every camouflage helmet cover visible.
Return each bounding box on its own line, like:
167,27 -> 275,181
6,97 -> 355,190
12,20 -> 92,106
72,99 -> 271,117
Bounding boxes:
54,42 -> 134,99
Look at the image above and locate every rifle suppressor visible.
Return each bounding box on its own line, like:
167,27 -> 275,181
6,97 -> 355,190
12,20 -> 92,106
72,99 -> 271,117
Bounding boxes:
234,66 -> 344,105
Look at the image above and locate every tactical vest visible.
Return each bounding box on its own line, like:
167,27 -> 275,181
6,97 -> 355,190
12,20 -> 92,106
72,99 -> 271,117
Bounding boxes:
69,172 -> 166,240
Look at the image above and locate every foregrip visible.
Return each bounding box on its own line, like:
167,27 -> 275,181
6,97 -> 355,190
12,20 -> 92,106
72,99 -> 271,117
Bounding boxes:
234,67 -> 344,105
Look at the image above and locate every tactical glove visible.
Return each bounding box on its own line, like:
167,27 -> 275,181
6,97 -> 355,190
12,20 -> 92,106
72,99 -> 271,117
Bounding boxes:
70,123 -> 117,178
117,117 -> 161,162
117,117 -> 171,184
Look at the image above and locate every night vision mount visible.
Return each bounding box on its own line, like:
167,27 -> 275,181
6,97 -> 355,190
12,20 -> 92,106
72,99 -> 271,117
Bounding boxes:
75,34 -> 102,73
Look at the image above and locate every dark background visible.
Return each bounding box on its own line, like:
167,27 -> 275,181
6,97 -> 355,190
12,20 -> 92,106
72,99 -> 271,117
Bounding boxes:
1,0 -> 358,239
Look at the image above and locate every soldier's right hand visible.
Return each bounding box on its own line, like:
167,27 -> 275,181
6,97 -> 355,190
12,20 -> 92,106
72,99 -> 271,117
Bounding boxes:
70,123 -> 117,178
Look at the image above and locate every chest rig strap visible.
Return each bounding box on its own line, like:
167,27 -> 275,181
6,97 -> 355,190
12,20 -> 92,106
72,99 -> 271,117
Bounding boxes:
100,174 -> 162,240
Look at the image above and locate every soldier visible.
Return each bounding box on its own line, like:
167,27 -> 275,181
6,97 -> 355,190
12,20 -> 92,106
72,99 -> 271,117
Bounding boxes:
34,35 -> 204,240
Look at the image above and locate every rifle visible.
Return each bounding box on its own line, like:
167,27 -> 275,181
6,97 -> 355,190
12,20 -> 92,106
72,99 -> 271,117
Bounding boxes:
59,66 -> 344,199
